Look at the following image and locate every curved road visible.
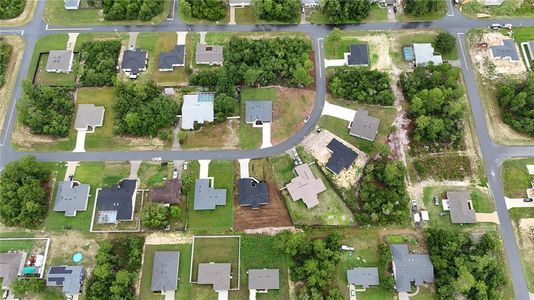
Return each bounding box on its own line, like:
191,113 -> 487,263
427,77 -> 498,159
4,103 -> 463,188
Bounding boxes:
1,2 -> 534,299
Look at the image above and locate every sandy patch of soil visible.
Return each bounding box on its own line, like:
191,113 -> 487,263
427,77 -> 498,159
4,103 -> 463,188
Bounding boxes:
11,124 -> 70,148
244,227 -> 297,235
0,36 -> 24,133
0,0 -> 37,26
144,232 -> 194,245
223,119 -> 240,148
49,232 -> 99,273
519,218 -> 534,231
407,178 -> 472,202
355,34 -> 393,71
122,136 -> 167,151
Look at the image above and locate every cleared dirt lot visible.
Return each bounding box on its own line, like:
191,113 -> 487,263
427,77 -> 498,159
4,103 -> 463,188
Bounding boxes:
470,32 -> 527,78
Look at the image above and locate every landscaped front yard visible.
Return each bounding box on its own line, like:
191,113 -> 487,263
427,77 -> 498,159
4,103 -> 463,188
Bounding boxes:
33,53 -> 79,87
501,158 -> 534,198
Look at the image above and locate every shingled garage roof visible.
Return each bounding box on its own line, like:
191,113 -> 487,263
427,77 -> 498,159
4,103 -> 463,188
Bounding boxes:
121,48 -> 147,74
347,267 -> 379,288
238,178 -> 269,209
149,179 -> 181,205
151,251 -> 180,292
159,45 -> 185,70
447,191 -> 477,224
390,244 -> 434,293
193,179 -> 227,210
0,252 -> 26,290
248,269 -> 279,290
197,263 -> 231,291
195,43 -> 224,64
46,50 -> 74,73
53,181 -> 90,217
245,101 -> 272,124
349,110 -> 380,141
74,104 -> 105,130
96,179 -> 137,222
46,266 -> 84,296
490,39 -> 520,61
347,44 -> 369,66
326,139 -> 358,174
286,164 -> 326,208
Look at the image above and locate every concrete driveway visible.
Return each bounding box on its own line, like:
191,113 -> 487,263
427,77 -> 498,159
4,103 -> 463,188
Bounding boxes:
129,160 -> 141,179
260,123 -> 272,149
505,197 -> 534,209
238,159 -> 250,178
324,58 -> 346,68
176,31 -> 187,45
73,130 -> 87,152
322,101 -> 356,122
66,33 -> 78,50
199,160 -> 211,179
229,6 -> 236,25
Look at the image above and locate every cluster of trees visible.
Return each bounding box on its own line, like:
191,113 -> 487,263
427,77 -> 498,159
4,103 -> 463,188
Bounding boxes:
17,82 -> 74,137
357,158 -> 410,225
404,0 -> 442,16
86,237 -> 144,300
142,203 -> 182,229
0,156 -> 51,228
180,0 -> 226,21
113,82 -> 178,136
426,228 -> 507,299
321,0 -> 371,24
275,232 -> 344,300
401,63 -> 465,147
498,73 -> 534,136
434,32 -> 456,55
102,0 -> 164,21
0,42 -> 12,87
0,0 -> 25,19
10,278 -> 45,297
79,40 -> 121,87
329,67 -> 395,105
252,0 -> 300,23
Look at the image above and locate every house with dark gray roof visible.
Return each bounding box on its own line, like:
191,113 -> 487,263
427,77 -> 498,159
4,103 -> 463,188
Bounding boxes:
193,179 -> 227,210
46,266 -> 84,296
46,50 -> 74,73
74,104 -> 105,132
349,110 -> 380,141
245,101 -> 272,127
238,178 -> 269,209
64,0 -> 80,9
326,139 -> 358,174
197,263 -> 231,291
413,43 -> 443,66
490,39 -> 520,61
181,93 -> 215,130
390,244 -> 434,293
53,180 -> 90,217
96,179 -> 138,224
248,269 -> 279,291
286,164 -> 326,208
121,48 -> 148,79
151,251 -> 180,293
196,44 -> 224,65
347,267 -> 379,288
345,44 -> 369,66
0,252 -> 26,290
447,191 -> 477,224
159,45 -> 186,71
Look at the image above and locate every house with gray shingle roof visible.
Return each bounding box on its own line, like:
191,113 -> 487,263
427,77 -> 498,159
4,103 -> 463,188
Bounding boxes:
238,178 -> 269,209
193,179 -> 227,210
74,104 -> 105,132
286,164 -> 326,208
490,39 -> 520,61
390,244 -> 434,293
122,48 -> 148,79
46,265 -> 84,296
349,110 -> 380,141
347,267 -> 379,288
46,50 -> 74,73
0,252 -> 26,290
245,101 -> 272,127
151,251 -> 180,293
197,263 -> 231,291
248,269 -> 279,291
159,45 -> 185,71
447,191 -> 477,224
196,44 -> 224,65
53,181 -> 90,217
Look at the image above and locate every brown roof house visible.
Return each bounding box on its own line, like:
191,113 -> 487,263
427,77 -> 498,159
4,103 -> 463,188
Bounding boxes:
196,44 -> 224,65
149,180 -> 181,205
286,164 -> 326,208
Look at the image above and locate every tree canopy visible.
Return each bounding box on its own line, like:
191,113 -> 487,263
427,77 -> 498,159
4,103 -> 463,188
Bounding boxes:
0,0 -> 25,19
0,42 -> 12,87
404,0 -> 443,16
141,203 -> 169,229
252,0 -> 300,23
182,0 -> 226,21
321,0 -> 371,24
434,32 -> 456,55
0,156 -> 51,228
17,81 -> 74,137
102,0 -> 164,21
329,67 -> 395,105
79,40 -> 121,87
498,73 -> 534,136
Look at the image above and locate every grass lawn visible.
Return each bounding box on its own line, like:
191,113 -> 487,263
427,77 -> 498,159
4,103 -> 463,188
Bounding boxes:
186,161 -> 234,232
501,158 -> 534,198
27,34 -> 69,82
138,162 -> 172,189
44,0 -> 170,25
234,6 -> 300,24
239,87 -> 276,149
181,121 -> 239,150
461,0 -> 534,19
74,32 -> 128,52
33,53 -> 79,87
308,4 -> 387,24
270,155 -> 295,189
408,153 -> 472,182
506,207 -> 534,294
139,244 -> 192,300
0,239 -> 35,253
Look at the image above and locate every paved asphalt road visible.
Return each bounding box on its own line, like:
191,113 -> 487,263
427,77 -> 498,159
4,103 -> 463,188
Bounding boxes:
1,2 -> 533,299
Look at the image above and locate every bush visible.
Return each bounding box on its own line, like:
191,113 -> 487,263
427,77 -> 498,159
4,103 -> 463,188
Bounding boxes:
252,0 -> 300,22
404,0 -> 442,16
214,93 -> 237,121
321,0 -> 371,23
498,73 -> 534,136
0,0 -> 25,19
142,203 -> 169,229
177,131 -> 187,144
329,67 -> 395,105
169,205 -> 182,219
184,0 -> 226,21
0,42 -> 12,87
10,278 -> 45,297
79,40 -> 121,87
435,32 -> 456,54
102,0 -> 164,21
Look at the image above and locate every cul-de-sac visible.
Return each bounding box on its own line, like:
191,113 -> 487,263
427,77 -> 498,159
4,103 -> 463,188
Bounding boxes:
0,0 -> 534,299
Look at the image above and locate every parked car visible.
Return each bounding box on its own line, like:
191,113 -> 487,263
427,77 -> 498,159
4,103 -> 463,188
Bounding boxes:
524,198 -> 533,203
412,200 -> 418,208
184,162 -> 188,170
172,169 -> 178,179
304,116 -> 310,123
503,23 -> 513,29
490,23 -> 503,29
434,196 -> 439,206
152,157 -> 162,162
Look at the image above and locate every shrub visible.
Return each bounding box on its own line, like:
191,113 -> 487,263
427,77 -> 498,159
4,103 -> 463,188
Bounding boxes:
0,0 -> 25,19
0,42 -> 12,87
102,0 -> 164,21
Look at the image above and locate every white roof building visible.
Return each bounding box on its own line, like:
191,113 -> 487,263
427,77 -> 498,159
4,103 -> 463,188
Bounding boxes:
413,43 -> 443,66
181,93 -> 215,130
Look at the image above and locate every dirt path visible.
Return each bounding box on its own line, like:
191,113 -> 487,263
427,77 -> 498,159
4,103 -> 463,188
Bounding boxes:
144,232 -> 194,245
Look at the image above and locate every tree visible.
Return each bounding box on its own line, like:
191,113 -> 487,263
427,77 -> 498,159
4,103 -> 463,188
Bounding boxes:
142,203 -> 169,229
252,0 -> 300,22
329,67 -> 395,106
10,278 -> 45,297
0,0 -> 25,19
103,0 -> 164,21
169,205 -> 182,219
79,40 -> 122,87
321,0 -> 371,24
435,32 -> 456,54
0,42 -> 12,87
404,0 -> 442,16
326,28 -> 342,57
181,173 -> 194,192
214,93 -> 237,121
185,0 -> 226,21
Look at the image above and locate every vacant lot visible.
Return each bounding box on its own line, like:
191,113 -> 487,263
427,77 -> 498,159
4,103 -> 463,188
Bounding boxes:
308,4 -> 387,24
509,208 -> 534,293
234,6 -> 301,24
181,120 -> 240,150
501,158 -> 534,198
461,0 -> 534,19
409,153 -> 472,182
138,162 -> 172,189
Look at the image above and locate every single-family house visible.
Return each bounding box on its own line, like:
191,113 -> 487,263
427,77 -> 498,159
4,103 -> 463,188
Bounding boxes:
286,164 -> 326,208
196,44 -> 224,65
159,45 -> 186,71
46,50 -> 74,73
390,244 -> 434,293
248,269 -> 279,292
96,179 -> 138,224
345,44 -> 370,66
74,104 -> 105,132
413,43 -> 443,66
181,93 -> 215,130
149,180 -> 181,205
229,0 -> 252,7
301,0 -> 320,8
46,266 -> 85,297
326,139 -> 358,174
151,251 -> 180,294
0,252 -> 26,290
197,263 -> 231,298
447,191 -> 477,224
53,180 -> 90,217
121,48 -> 148,79
193,179 -> 227,210
349,110 -> 380,141
490,39 -> 520,61
245,101 -> 272,127
238,178 -> 269,209
64,0 -> 81,10
347,267 -> 380,289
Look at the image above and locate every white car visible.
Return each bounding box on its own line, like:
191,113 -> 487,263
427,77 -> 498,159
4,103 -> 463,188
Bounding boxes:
152,157 -> 162,162
503,23 -> 513,29
172,169 -> 178,179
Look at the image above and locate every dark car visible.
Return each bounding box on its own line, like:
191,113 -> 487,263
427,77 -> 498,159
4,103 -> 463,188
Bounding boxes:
524,198 -> 533,203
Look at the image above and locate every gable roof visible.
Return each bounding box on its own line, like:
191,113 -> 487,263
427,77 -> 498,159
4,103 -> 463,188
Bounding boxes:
347,267 -> 379,288
238,178 -> 269,209
121,48 -> 147,73
0,252 -> 26,289
349,110 -> 380,141
96,179 -> 137,221
196,44 -> 224,64
159,45 -> 185,69
193,179 -> 227,210
390,244 -> 434,292
490,39 -> 520,61
46,265 -> 84,296
149,179 -> 181,205
447,191 -> 477,224
74,104 -> 105,130
46,50 -> 74,72
326,139 -> 358,174
53,181 -> 90,217
286,164 -> 326,208
248,269 -> 279,290
413,43 -> 442,66
245,101 -> 272,123
197,263 -> 231,291
151,251 -> 180,292
347,44 -> 369,66
181,93 -> 215,130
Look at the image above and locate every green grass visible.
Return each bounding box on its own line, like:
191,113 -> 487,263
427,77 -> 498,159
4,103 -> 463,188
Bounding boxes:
186,161 -> 234,232
411,286 -> 437,300
27,34 -> 69,82
179,3 -> 230,24
204,31 -> 310,45
181,121 -> 237,150
74,32 -> 128,52
138,162 -> 172,189
239,87 -> 276,149
461,0 -> 534,19
409,153 -> 472,182
501,158 -> 534,198
0,239 -> 35,253
33,53 -> 79,87
234,6 -> 300,24
139,244 -> 192,300
270,155 -> 295,189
